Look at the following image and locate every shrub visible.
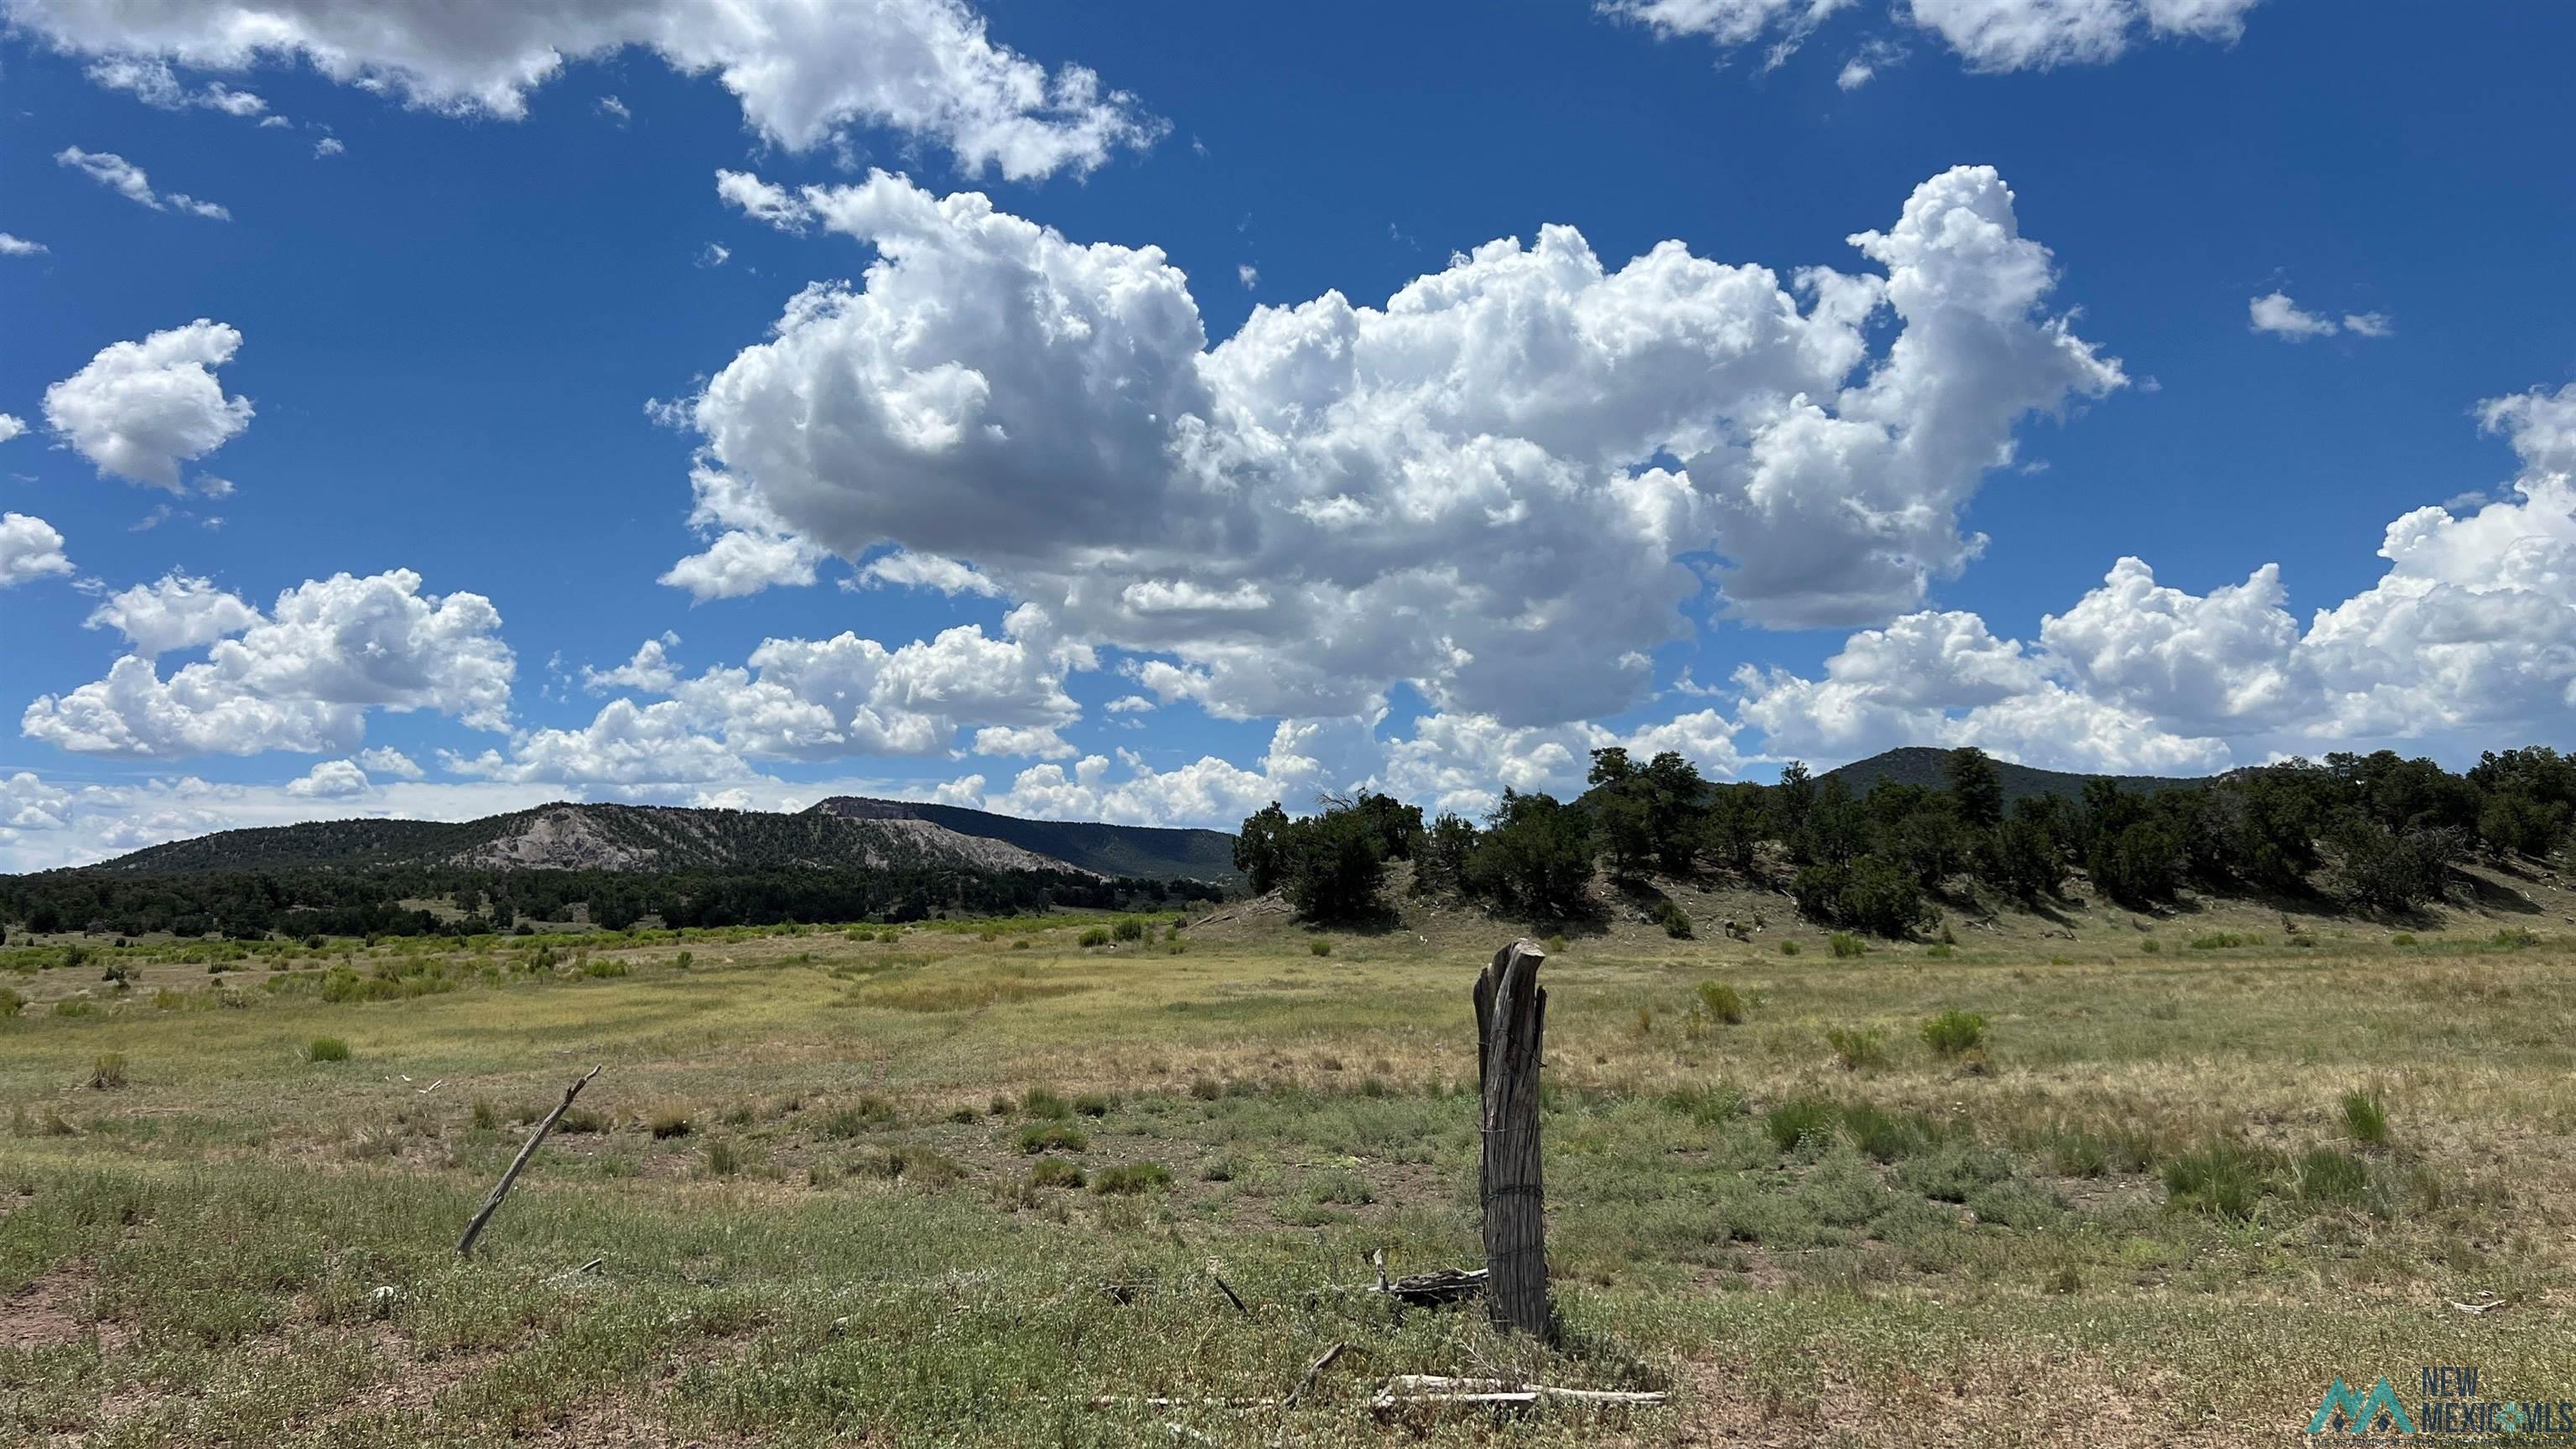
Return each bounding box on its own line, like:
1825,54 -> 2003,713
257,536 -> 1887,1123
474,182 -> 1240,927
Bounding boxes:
2388,933 -> 2416,947
89,1052 -> 128,1089
2139,937 -> 2160,954
0,987 -> 23,1018
1763,1096 -> 1840,1153
1920,1010 -> 1987,1057
2189,932 -> 2249,950
1794,855 -> 1937,937
1021,1088 -> 1072,1119
2341,1089 -> 2389,1145
1828,932 -> 1866,958
1091,1161 -> 1172,1195
1778,938 -> 1800,956
1113,917 -> 1146,943
649,1110 -> 693,1140
582,958 -> 628,979
1010,938 -> 1031,951
1825,1026 -> 1886,1071
1308,939 -> 1332,957
1078,927 -> 1113,948
2490,927 -> 2539,950
1654,899 -> 1693,939
306,1036 -> 351,1063
1026,1159 -> 1086,1189
2163,1140 -> 2277,1220
1924,943 -> 1953,958
1017,1122 -> 1088,1154
54,999 -> 96,1019
1072,1093 -> 1114,1118
704,1140 -> 741,1177
1695,981 -> 1746,1025
674,950 -> 693,969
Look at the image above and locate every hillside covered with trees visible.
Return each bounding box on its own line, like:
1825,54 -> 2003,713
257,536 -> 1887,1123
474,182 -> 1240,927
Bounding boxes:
1236,745 -> 2576,937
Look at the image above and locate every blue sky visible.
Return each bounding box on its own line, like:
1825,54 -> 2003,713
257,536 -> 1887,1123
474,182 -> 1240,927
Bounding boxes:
4,0 -> 2575,867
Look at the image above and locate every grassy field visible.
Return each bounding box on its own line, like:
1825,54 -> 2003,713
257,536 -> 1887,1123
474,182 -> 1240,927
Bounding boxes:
5,885 -> 2575,1446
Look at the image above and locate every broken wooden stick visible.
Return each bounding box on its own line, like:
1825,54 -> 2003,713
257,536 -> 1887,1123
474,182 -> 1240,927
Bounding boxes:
1284,1342 -> 1346,1407
455,1064 -> 600,1258
1208,1259 -> 1249,1316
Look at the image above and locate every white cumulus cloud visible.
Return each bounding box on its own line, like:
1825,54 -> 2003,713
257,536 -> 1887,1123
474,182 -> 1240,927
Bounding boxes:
15,0 -> 1159,179
0,513 -> 75,587
44,319 -> 253,491
685,164 -> 2119,729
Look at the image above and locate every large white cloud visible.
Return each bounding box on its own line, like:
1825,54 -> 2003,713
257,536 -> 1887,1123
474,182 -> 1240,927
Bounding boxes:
43,319 -> 253,491
1734,380 -> 2576,773
23,569 -> 515,756
678,164 -> 2118,729
8,0 -> 1156,179
0,513 -> 75,587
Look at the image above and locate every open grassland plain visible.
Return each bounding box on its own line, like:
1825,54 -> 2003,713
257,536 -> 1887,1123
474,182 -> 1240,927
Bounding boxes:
5,896 -> 2576,1446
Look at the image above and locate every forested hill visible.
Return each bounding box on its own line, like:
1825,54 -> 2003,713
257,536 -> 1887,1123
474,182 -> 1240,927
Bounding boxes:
76,802 -> 1085,877
804,797 -> 1240,882
1822,748 -> 2213,808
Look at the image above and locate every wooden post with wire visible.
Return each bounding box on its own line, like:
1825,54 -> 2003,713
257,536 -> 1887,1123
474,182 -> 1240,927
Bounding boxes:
1472,939 -> 1552,1342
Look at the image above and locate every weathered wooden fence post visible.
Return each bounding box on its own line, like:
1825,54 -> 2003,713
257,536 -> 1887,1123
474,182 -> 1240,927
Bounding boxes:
1473,938 -> 1552,1341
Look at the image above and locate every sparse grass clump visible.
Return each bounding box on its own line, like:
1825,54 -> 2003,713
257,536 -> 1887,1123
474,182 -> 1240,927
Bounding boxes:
649,1110 -> 693,1140
1091,1161 -> 1171,1195
704,1140 -> 742,1177
1026,1159 -> 1085,1190
2294,1146 -> 2371,1205
1072,1093 -> 1114,1118
1828,932 -> 1866,958
821,1097 -> 898,1137
2341,1088 -> 2390,1145
1308,939 -> 1332,957
868,1146 -> 965,1187
1078,927 -> 1112,948
305,1036 -> 351,1063
1021,1088 -> 1072,1120
89,1052 -> 128,1089
1017,1123 -> 1088,1154
1920,1010 -> 1987,1057
1778,938 -> 1801,956
2189,932 -> 2252,950
1764,1095 -> 1841,1153
2163,1140 -> 2277,1220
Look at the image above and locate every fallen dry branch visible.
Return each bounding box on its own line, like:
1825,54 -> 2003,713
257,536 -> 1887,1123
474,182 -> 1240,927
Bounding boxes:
1371,1374 -> 1666,1412
1365,1249 -> 1486,1307
455,1064 -> 600,1258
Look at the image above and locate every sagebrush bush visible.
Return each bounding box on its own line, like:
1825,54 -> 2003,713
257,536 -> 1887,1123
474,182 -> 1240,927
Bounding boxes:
306,1036 -> 351,1062
1828,932 -> 1867,958
1920,1010 -> 1987,1057
1695,981 -> 1746,1025
1113,917 -> 1146,943
1825,1026 -> 1886,1071
674,950 -> 693,969
1078,927 -> 1112,948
